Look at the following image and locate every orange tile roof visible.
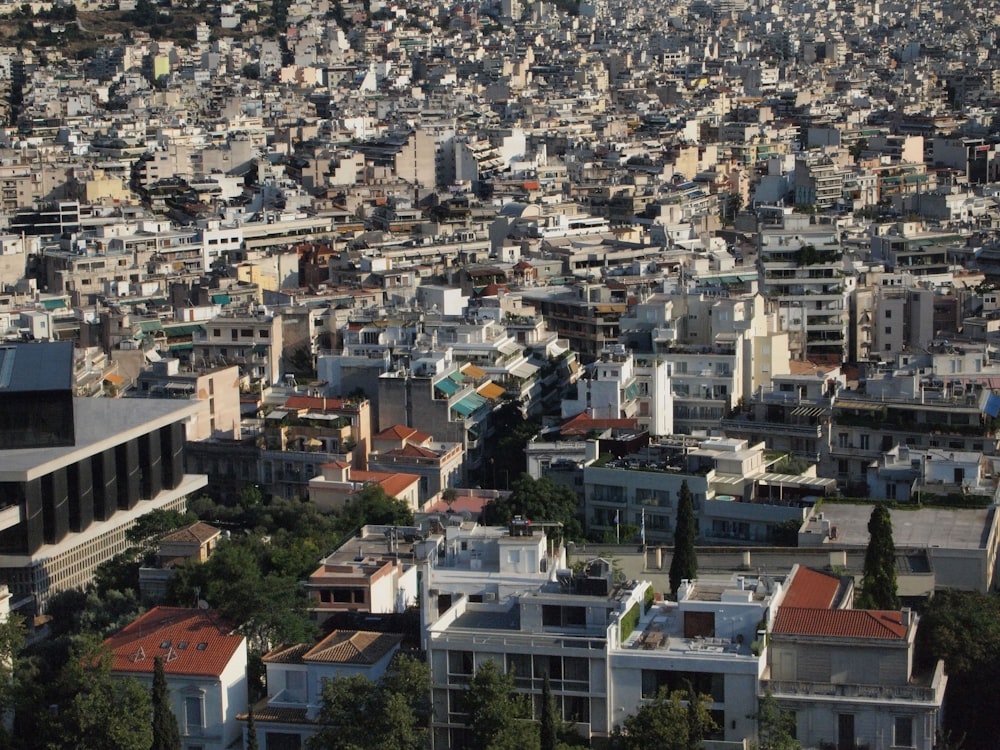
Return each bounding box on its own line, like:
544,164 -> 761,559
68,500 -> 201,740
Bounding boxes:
302,630 -> 403,665
560,412 -> 640,436
262,642 -> 312,664
159,521 -> 221,545
392,444 -> 440,458
782,567 -> 842,609
375,424 -> 418,441
772,607 -> 908,640
283,395 -> 350,412
104,607 -> 244,679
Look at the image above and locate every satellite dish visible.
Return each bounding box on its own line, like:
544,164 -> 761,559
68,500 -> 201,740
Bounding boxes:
197,599 -> 210,610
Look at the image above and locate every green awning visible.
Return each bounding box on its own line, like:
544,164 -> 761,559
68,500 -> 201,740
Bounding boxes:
624,382 -> 640,400
449,371 -> 467,383
452,393 -> 487,416
40,299 -> 66,310
253,344 -> 268,354
435,378 -> 460,396
162,323 -> 205,337
168,342 -> 193,351
212,294 -> 231,305
139,320 -> 162,333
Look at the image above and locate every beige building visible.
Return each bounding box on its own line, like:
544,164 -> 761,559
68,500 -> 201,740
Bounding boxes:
134,360 -> 242,440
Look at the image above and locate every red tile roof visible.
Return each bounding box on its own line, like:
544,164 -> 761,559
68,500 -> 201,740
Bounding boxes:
283,395 -> 351,412
782,567 -> 842,609
105,607 -> 244,679
772,607 -> 909,640
303,630 -> 403,665
159,521 -> 221,545
560,412 -> 639,436
375,424 -> 418,441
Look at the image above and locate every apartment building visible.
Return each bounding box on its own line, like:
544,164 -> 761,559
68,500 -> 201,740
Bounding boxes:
193,308 -> 283,386
758,210 -> 852,363
763,566 -> 947,750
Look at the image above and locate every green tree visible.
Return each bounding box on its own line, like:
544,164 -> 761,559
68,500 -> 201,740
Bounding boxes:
308,653 -> 430,750
0,614 -> 24,746
246,704 -> 259,750
540,672 -> 558,750
916,590 -> 1000,749
669,480 -> 697,597
752,691 -> 801,750
857,504 -> 899,610
462,659 -> 538,750
484,474 -> 583,542
620,687 -> 716,750
151,656 -> 181,750
49,636 -> 153,750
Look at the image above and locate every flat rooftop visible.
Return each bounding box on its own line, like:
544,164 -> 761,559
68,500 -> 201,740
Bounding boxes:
823,504 -> 995,550
0,398 -> 202,480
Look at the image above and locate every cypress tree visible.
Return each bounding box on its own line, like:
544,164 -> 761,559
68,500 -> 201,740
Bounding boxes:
246,704 -> 259,750
540,672 -> 557,750
151,656 -> 181,750
669,480 -> 697,597
858,503 -> 899,610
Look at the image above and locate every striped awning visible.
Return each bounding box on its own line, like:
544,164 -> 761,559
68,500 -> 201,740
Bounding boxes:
452,393 -> 487,416
435,378 -> 459,396
791,406 -> 827,417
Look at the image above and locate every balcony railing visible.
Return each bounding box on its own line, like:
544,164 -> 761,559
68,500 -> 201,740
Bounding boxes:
762,677 -> 941,703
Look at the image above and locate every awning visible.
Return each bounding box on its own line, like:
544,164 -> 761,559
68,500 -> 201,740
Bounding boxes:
462,364 -> 487,379
139,320 -> 162,333
40,298 -> 66,310
791,406 -> 827,417
449,371 -> 467,383
163,323 -> 205,337
168,342 -> 193,351
253,343 -> 269,354
624,382 -> 640,400
510,361 -> 539,379
212,293 -> 231,305
452,393 -> 487,416
435,378 -> 459,396
103,373 -> 125,386
478,382 -> 506,400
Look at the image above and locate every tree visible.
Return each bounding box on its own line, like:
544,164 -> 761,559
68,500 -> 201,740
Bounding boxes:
308,653 -> 429,750
48,636 -> 153,750
540,672 -> 558,750
0,614 -> 24,747
916,590 -> 1000,749
620,687 -> 716,750
669,480 -> 697,597
151,656 -> 181,750
246,704 -> 259,750
857,504 -> 899,610
462,659 -> 538,750
752,691 -> 800,750
484,475 -> 583,542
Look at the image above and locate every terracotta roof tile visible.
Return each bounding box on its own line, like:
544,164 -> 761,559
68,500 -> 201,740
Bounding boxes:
772,607 -> 909,640
375,424 -> 417,441
262,642 -> 312,664
303,630 -> 403,665
105,607 -> 244,679
159,521 -> 221,545
782,567 -> 842,609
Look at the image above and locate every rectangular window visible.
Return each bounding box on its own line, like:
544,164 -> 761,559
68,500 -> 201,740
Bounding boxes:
894,716 -> 913,747
885,309 -> 892,319
185,695 -> 203,732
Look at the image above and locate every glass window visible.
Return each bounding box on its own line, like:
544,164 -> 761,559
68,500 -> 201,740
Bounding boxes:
894,716 -> 913,747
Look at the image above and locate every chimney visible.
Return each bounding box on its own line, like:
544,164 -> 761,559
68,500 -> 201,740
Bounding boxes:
901,607 -> 912,627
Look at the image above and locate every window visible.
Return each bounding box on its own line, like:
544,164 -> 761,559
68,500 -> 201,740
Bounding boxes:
185,695 -> 203,733
894,716 -> 913,747
859,434 -> 869,450
885,326 -> 892,334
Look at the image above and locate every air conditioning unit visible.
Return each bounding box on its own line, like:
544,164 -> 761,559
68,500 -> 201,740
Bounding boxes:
483,592 -> 496,602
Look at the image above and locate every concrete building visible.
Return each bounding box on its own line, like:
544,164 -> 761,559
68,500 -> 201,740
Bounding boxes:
0,342 -> 207,611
